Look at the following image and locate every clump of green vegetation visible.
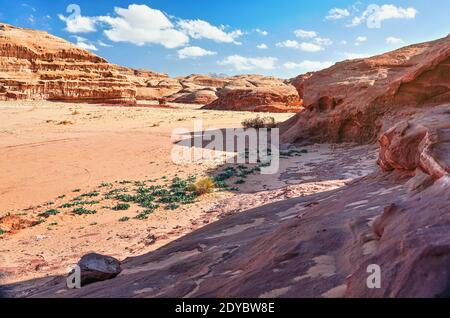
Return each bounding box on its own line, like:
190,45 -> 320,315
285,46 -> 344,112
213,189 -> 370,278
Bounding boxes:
165,203 -> 180,210
112,203 -> 130,211
60,200 -> 99,208
0,229 -> 7,235
57,195 -> 66,199
135,208 -> 158,220
118,216 -> 130,222
72,189 -> 81,193
193,177 -> 216,195
234,179 -> 246,185
90,222 -> 97,226
49,222 -> 58,226
79,191 -> 100,198
242,116 -> 276,129
38,209 -> 60,218
100,182 -> 112,187
72,207 -> 96,215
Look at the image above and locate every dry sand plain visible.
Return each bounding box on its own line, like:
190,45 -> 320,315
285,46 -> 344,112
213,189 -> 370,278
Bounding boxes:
0,101 -> 377,285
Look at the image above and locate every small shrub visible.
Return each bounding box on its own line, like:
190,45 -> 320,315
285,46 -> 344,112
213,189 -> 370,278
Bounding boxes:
193,177 -> 215,195
73,207 -> 96,215
242,116 -> 276,129
0,229 -> 7,235
112,203 -> 130,211
165,203 -> 180,210
118,216 -> 130,222
38,209 -> 59,218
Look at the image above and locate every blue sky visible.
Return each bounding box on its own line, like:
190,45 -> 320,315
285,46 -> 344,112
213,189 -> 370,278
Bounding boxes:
1,0 -> 449,78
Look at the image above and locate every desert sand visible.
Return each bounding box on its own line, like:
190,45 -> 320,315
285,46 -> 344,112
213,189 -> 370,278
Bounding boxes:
0,101 -> 378,285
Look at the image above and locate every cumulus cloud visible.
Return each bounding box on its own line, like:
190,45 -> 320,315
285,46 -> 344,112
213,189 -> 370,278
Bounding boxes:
326,8 -> 350,20
257,43 -> 268,49
347,4 -> 418,28
58,13 -> 96,33
97,40 -> 113,47
255,29 -> 268,36
72,36 -> 98,51
218,55 -> 278,71
276,40 -> 324,52
283,60 -> 334,72
177,46 -> 217,59
386,36 -> 404,45
177,19 -> 243,44
96,4 -> 189,48
58,4 -> 244,49
294,29 -> 317,38
314,37 -> 333,46
355,36 -> 368,46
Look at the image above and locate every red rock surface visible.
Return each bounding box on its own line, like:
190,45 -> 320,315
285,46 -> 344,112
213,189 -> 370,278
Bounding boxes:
280,34 -> 450,143
0,24 -> 300,113
203,75 -> 302,112
0,23 -> 136,104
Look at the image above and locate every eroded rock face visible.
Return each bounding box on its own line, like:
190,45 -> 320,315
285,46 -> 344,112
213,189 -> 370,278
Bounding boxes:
203,75 -> 302,112
0,23 -> 136,104
280,34 -> 450,143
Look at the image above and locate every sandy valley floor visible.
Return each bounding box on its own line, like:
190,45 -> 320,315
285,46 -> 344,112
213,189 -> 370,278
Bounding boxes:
0,101 -> 377,285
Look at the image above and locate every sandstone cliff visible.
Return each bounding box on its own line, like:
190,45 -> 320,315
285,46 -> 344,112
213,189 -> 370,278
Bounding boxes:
281,34 -> 450,143
0,23 -> 137,104
202,75 -> 302,112
0,23 -> 300,112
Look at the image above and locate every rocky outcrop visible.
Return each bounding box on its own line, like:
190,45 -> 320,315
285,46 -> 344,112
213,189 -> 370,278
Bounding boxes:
203,75 -> 302,112
0,23 -> 137,104
0,23 -> 301,112
74,253 -> 122,286
280,34 -> 450,143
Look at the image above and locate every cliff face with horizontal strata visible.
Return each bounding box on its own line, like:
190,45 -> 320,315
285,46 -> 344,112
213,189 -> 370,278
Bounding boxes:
0,23 -> 139,104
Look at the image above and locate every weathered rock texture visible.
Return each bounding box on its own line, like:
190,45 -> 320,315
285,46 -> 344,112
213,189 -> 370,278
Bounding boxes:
203,75 -> 302,112
1,29 -> 449,299
0,23 -> 137,104
0,23 -> 299,112
281,34 -> 450,143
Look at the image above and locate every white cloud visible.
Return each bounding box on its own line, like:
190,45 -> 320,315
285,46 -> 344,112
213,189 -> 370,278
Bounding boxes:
257,43 -> 268,49
97,4 -> 189,48
58,13 -> 97,33
326,8 -> 350,20
294,29 -> 317,38
177,19 -> 243,44
341,40 -> 348,45
347,4 -> 418,28
97,40 -> 113,47
255,29 -> 268,36
284,60 -> 334,72
276,40 -> 324,52
72,36 -> 98,51
343,52 -> 372,59
355,36 -> 368,46
314,37 -> 333,46
177,46 -> 217,59
219,55 -> 278,71
386,36 -> 404,45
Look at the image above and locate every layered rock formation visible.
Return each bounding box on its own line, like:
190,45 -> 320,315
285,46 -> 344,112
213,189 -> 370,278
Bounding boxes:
203,75 -> 302,112
0,23 -> 136,104
0,23 -> 300,112
281,34 -> 450,143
